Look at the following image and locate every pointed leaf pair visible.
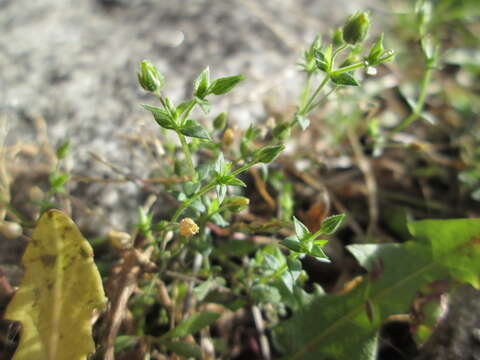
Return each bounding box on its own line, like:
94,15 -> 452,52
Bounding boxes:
208,74 -> 244,95
179,119 -> 211,140
143,104 -> 176,130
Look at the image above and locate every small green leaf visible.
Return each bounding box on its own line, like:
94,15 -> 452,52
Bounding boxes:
160,312 -> 220,340
194,96 -> 211,114
331,72 -> 360,86
194,67 -> 210,99
253,144 -> 285,164
142,104 -> 176,129
367,33 -> 384,66
245,124 -> 260,141
197,163 -> 213,181
114,335 -> 139,353
163,340 -> 202,359
179,119 -> 211,140
309,244 -> 330,261
208,74 -> 244,95
183,181 -> 201,197
320,214 -> 345,234
213,112 -> 228,130
293,216 -> 310,241
214,153 -> 225,175
251,284 -> 282,304
176,100 -> 195,117
296,114 -> 311,130
216,184 -> 227,204
314,49 -> 329,72
281,236 -> 302,253
287,257 -> 302,281
49,172 -> 69,192
220,176 -> 246,187
56,140 -> 70,160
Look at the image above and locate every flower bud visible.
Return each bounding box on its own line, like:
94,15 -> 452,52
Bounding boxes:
138,60 -> 164,93
223,196 -> 250,212
272,122 -> 291,141
222,128 -> 235,147
0,221 -> 22,239
179,218 -> 199,237
213,112 -> 228,130
28,186 -> 45,202
253,144 -> 285,164
107,230 -> 132,249
342,11 -> 370,45
332,27 -> 344,47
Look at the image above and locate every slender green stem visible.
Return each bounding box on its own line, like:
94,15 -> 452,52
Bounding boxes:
299,73 -> 313,111
171,181 -> 216,222
300,75 -> 330,116
179,100 -> 196,126
155,92 -> 198,182
391,64 -> 433,133
330,61 -> 365,76
171,160 -> 258,222
177,132 -> 197,183
231,161 -> 256,177
307,86 -> 338,113
331,44 -> 348,67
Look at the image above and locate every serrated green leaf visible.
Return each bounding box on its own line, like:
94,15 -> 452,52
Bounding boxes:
208,74 -> 244,95
293,216 -> 310,241
160,312 -> 220,340
331,72 -> 360,86
179,119 -> 211,140
274,218 -> 480,360
142,104 -> 176,129
4,210 -> 106,360
320,214 -> 345,234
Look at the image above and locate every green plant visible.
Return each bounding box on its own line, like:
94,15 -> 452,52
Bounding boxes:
116,10 -> 398,358
4,3 -> 480,360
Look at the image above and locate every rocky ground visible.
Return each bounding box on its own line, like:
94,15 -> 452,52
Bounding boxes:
1,0 -> 372,231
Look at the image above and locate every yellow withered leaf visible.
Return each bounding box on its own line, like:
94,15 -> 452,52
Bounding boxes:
4,209 -> 107,360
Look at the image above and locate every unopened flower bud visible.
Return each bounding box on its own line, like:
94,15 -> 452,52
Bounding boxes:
28,186 -> 44,202
138,60 -> 165,93
272,122 -> 291,141
342,11 -> 370,45
222,128 -> 235,147
107,230 -> 132,249
213,112 -> 228,131
179,218 -> 199,237
0,221 -> 22,239
253,144 -> 285,164
224,196 -> 250,212
332,27 -> 344,47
